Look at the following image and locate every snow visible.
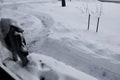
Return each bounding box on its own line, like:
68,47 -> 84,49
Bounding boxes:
2,53 -> 98,80
0,0 -> 120,80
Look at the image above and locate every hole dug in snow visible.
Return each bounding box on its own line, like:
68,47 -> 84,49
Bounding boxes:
39,68 -> 59,80
27,55 -> 59,80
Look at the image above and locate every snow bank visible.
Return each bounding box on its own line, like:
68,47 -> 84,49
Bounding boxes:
2,53 -> 98,80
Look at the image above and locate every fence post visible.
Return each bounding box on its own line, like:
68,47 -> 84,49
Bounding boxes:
87,14 -> 91,30
96,17 -> 100,32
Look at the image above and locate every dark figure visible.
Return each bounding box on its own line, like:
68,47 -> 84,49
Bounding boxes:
62,0 -> 66,7
0,18 -> 29,66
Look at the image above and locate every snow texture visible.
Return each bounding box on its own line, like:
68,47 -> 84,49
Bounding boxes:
2,53 -> 98,80
0,0 -> 120,80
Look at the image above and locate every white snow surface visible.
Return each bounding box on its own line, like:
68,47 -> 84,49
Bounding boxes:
0,0 -> 120,80
2,53 -> 98,80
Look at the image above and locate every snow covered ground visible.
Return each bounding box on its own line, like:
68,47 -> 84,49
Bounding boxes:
2,53 -> 98,80
0,0 -> 120,80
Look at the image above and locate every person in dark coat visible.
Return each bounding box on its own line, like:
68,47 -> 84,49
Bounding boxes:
0,18 -> 29,66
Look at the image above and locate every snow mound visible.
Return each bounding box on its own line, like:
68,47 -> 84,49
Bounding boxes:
3,53 -> 98,80
28,53 -> 98,80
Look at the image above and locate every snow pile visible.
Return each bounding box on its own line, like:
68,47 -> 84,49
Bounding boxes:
3,53 -> 98,80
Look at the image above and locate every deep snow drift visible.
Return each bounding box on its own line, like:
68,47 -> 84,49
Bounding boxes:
0,0 -> 120,80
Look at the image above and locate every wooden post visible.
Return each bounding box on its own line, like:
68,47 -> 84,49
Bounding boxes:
88,14 -> 91,30
62,0 -> 66,7
96,17 -> 100,32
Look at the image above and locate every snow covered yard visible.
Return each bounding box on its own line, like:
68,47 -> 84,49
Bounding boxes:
0,0 -> 120,80
2,53 -> 98,80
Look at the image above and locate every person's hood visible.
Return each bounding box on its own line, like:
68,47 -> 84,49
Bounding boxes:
0,18 -> 11,38
0,18 -> 22,38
